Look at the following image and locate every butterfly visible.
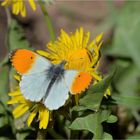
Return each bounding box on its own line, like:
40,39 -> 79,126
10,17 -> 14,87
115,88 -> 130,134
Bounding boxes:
10,49 -> 93,110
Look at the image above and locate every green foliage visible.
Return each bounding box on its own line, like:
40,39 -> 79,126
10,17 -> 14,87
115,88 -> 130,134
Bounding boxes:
72,71 -> 115,112
106,115 -> 118,123
127,135 -> 140,140
106,2 -> 140,63
70,110 -> 113,139
104,2 -> 140,139
0,1 -> 140,140
103,132 -> 113,140
0,18 -> 31,139
112,94 -> 140,109
105,1 -> 140,111
0,67 -> 9,104
69,72 -> 116,139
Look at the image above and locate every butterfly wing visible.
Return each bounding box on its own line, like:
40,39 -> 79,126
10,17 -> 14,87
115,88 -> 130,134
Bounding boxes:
11,49 -> 93,109
10,49 -> 51,75
43,78 -> 69,110
64,70 -> 93,94
20,71 -> 50,102
43,70 -> 93,110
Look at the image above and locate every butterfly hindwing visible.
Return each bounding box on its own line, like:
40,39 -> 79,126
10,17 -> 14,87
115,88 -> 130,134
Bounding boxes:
43,77 -> 69,110
20,71 -> 50,102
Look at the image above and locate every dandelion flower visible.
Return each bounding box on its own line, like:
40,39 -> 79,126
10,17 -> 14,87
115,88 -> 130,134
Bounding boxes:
1,0 -> 36,17
38,27 -> 110,96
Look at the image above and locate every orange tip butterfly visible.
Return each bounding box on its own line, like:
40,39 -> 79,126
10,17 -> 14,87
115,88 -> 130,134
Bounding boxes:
10,49 -> 93,110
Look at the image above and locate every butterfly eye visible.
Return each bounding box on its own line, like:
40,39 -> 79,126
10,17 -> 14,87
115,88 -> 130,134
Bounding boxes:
78,75 -> 81,77
30,56 -> 33,59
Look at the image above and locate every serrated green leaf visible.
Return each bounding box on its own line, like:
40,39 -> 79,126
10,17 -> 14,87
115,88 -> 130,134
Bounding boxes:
71,106 -> 87,112
88,70 -> 115,94
69,113 -> 103,139
78,71 -> 115,111
106,115 -> 118,123
101,110 -> 111,122
69,110 -> 111,139
79,92 -> 104,111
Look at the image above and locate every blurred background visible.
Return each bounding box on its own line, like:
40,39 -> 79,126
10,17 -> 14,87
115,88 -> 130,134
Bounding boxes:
0,0 -> 123,58
0,0 -> 140,139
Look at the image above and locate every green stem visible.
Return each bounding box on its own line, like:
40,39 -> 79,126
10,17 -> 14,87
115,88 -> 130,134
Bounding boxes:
94,111 -> 103,140
47,128 -> 65,139
36,129 -> 46,140
74,94 -> 79,106
39,1 -> 56,41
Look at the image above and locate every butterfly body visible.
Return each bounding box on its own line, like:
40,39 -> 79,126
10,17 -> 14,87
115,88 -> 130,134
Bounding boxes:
10,49 -> 93,110
46,61 -> 66,81
42,61 -> 66,102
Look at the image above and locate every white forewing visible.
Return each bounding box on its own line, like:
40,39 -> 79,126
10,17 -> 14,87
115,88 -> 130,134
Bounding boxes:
44,78 -> 69,110
27,55 -> 51,75
20,71 -> 50,102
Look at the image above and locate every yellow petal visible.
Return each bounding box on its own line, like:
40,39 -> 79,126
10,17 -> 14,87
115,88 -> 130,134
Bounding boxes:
8,90 -> 21,96
14,75 -> 21,81
37,50 -> 50,58
1,0 -> 11,6
13,104 -> 29,118
95,32 -> 103,43
20,2 -> 26,17
27,108 -> 38,127
105,88 -> 111,96
38,107 -> 49,129
87,40 -> 96,50
91,72 -> 102,81
79,27 -> 84,46
60,29 -> 71,46
28,0 -> 36,11
7,95 -> 25,104
12,2 -> 20,15
98,42 -> 103,50
87,33 -> 103,51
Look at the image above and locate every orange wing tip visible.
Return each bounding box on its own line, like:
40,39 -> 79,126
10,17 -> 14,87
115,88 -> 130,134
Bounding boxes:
72,82 -> 93,95
10,49 -> 37,75
71,79 -> 93,95
70,72 -> 93,95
